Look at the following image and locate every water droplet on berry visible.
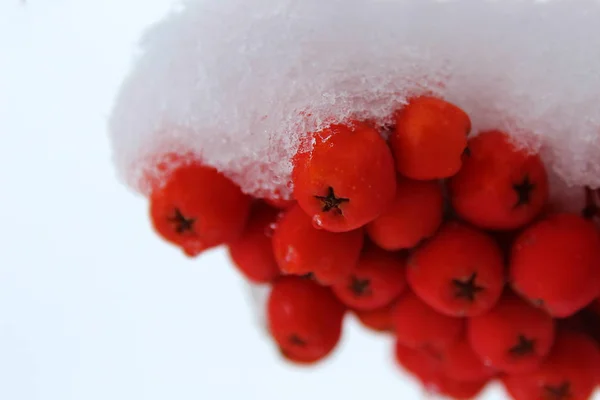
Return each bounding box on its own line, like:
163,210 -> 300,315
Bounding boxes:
265,222 -> 277,237
312,215 -> 324,229
285,246 -> 299,263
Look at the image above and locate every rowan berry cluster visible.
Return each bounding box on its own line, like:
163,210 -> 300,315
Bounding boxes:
145,96 -> 600,399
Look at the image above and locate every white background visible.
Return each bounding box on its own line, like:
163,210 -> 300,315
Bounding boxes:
0,1 -> 567,399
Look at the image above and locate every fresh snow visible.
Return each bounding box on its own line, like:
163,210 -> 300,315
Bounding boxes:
111,0 -> 600,202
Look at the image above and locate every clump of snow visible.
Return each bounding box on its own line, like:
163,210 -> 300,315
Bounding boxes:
109,0 -> 600,199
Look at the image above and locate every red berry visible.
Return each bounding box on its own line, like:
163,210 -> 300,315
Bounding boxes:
468,291 -> 555,374
272,204 -> 363,285
441,337 -> 496,382
149,162 -> 251,256
434,375 -> 489,400
394,341 -> 443,385
332,245 -> 406,311
503,330 -> 600,400
510,213 -> 600,317
227,203 -> 281,283
267,276 -> 346,364
407,222 -> 505,317
292,121 -> 396,232
502,374 -> 532,400
390,96 -> 471,180
278,348 -> 323,366
449,130 -> 549,230
392,290 -> 464,351
354,299 -> 398,333
366,178 -> 444,250
394,342 -> 488,399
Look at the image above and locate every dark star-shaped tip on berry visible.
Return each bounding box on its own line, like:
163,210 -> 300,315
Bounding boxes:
508,334 -> 536,357
314,186 -> 349,215
513,175 -> 536,208
452,272 -> 485,303
543,381 -> 572,400
349,276 -> 372,297
463,146 -> 471,157
289,334 -> 307,347
168,208 -> 196,234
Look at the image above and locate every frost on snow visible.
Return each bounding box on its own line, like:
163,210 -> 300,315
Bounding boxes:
109,0 -> 600,200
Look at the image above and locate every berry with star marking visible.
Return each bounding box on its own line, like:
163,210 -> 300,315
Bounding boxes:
267,276 -> 346,365
510,213 -> 600,317
271,204 -> 363,285
149,161 -> 251,256
407,221 -> 504,317
468,291 -> 555,374
331,245 -> 406,311
449,130 -> 549,230
502,330 -> 600,400
292,121 -> 396,232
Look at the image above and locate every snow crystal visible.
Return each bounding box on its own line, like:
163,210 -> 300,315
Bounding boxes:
109,0 -> 600,199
